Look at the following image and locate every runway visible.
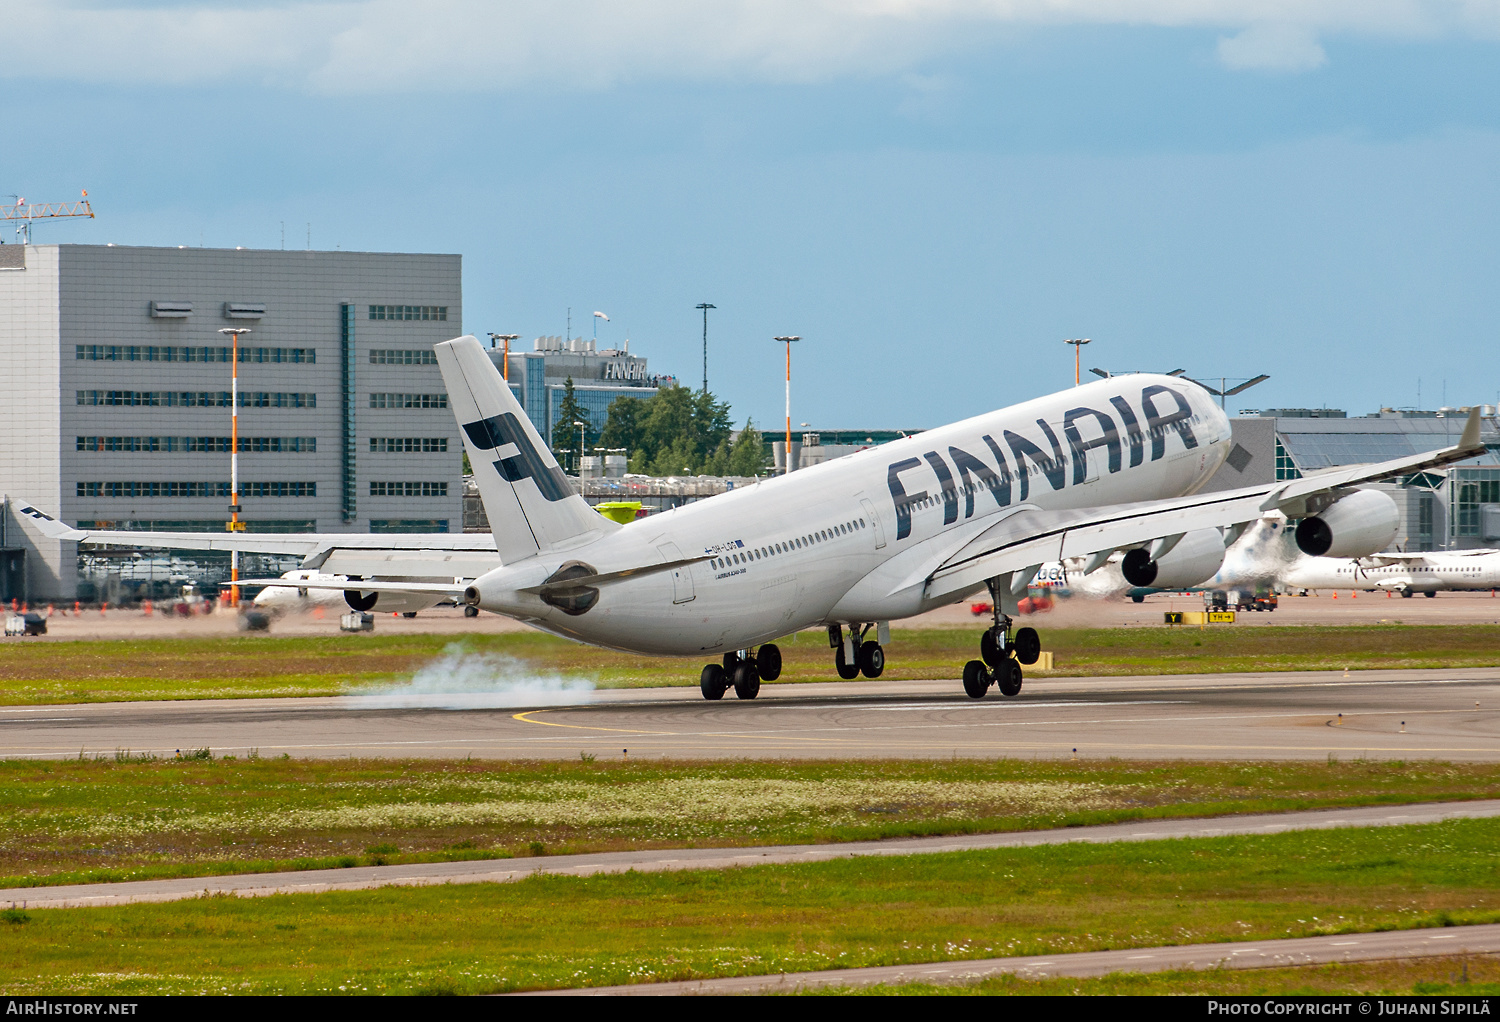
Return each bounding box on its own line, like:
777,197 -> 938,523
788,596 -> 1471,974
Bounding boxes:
5,666 -> 1499,761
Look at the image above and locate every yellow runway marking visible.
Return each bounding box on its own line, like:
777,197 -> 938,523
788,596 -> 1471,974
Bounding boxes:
511,709 -> 673,735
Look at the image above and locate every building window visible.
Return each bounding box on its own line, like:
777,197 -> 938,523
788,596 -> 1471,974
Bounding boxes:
1274,439 -> 1302,480
369,519 -> 450,533
76,391 -> 315,408
369,437 -> 448,453
368,393 -> 447,409
77,437 -> 316,453
369,349 -> 437,365
76,519 -> 317,533
367,305 -> 448,322
243,482 -> 317,498
368,481 -> 448,497
76,345 -> 314,363
76,481 -> 315,498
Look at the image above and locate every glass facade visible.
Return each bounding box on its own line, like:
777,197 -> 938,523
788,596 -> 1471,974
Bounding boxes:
1274,439 -> 1302,480
1451,468 -> 1500,537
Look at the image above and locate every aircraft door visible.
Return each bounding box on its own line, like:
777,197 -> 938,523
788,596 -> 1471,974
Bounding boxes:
858,497 -> 886,549
657,541 -> 696,604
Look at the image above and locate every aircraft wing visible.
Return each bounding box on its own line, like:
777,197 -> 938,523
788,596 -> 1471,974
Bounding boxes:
239,579 -> 470,597
11,502 -> 497,557
923,406 -> 1486,603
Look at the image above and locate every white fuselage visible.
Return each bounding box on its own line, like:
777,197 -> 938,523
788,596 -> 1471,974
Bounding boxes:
470,375 -> 1232,656
1283,552 -> 1500,594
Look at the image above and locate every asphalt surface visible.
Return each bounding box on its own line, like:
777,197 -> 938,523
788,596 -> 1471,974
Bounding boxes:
533,925 -> 1500,994
5,667 -> 1499,761
4,799 -> 1496,910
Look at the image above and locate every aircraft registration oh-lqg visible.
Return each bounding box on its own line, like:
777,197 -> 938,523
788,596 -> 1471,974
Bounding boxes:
248,334 -> 1485,701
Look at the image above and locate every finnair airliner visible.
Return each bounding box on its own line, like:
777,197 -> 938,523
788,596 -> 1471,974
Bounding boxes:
21,334 -> 1483,701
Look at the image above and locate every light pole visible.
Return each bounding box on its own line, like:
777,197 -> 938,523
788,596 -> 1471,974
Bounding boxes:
774,336 -> 801,473
218,327 -> 251,606
696,303 -> 715,393
1064,338 -> 1091,387
487,333 -> 520,382
574,420 -> 588,476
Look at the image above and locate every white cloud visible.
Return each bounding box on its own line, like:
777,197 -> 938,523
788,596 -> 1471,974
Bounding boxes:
1217,22 -> 1328,72
3,0 -> 1498,92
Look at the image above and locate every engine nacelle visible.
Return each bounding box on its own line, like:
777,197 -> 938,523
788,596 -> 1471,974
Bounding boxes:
1294,489 -> 1399,558
1121,529 -> 1226,589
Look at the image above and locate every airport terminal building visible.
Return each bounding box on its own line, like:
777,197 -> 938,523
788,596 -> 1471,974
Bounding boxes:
0,243 -> 464,600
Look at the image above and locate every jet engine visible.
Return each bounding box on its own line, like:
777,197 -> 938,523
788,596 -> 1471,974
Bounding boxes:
1294,489 -> 1399,558
1121,529 -> 1226,589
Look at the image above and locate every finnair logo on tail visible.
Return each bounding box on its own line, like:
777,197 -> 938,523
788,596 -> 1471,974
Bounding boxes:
462,413 -> 574,503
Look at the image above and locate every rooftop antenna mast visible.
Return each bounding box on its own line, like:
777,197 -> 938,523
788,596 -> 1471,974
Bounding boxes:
2,191 -> 95,244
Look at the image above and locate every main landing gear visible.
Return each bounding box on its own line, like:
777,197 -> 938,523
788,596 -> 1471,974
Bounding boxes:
964,579 -> 1041,700
700,643 -> 782,700
829,623 -> 884,680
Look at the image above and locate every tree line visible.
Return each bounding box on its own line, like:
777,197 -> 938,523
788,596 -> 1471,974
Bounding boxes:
551,378 -> 766,477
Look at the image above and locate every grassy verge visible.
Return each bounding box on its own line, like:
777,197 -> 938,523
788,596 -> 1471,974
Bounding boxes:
1,818 -> 1498,994
4,756 -> 1500,888
820,958 -> 1500,996
3,624 -> 1500,704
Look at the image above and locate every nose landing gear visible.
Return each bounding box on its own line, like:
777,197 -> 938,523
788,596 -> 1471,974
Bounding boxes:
830,624 -> 885,679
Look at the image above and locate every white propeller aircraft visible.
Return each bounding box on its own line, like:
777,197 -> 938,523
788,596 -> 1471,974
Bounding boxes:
234,335 -> 1484,701
1283,548 -> 1500,596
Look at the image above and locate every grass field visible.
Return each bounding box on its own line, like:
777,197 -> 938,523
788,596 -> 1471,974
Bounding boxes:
2,817 -> 1498,994
3,624 -> 1500,704
4,756 -> 1500,888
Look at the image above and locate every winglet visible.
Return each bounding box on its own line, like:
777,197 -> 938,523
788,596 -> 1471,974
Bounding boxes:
10,502 -> 84,540
1459,405 -> 1483,453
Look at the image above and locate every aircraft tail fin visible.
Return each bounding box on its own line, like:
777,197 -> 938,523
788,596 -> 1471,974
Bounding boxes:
436,335 -> 617,564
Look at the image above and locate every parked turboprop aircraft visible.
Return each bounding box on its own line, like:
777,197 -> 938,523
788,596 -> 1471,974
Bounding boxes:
239,335 -> 1484,702
1283,548 -> 1500,596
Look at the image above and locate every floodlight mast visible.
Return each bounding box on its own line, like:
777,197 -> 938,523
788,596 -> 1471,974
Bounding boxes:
774,336 -> 801,473
487,333 -> 520,382
1064,338 -> 1091,387
218,327 -> 252,606
696,303 -> 715,393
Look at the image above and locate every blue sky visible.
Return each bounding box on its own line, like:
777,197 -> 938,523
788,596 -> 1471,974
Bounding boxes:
5,2 -> 1500,428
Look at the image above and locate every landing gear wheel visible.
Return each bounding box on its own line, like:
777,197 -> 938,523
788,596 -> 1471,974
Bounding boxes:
402,612 -> 418,619
1013,627 -> 1040,666
858,641 -> 885,679
997,659 -> 1023,697
732,661 -> 761,699
700,663 -> 728,700
1425,591 -> 1437,598
1400,589 -> 1413,598
1131,594 -> 1145,604
962,660 -> 990,699
757,643 -> 783,681
835,643 -> 860,680
980,627 -> 1007,669
463,605 -> 479,618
